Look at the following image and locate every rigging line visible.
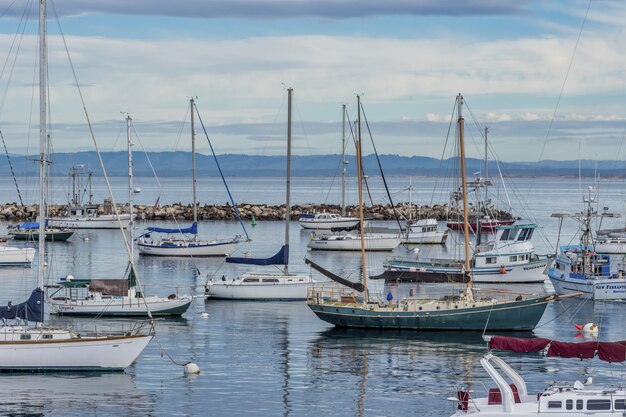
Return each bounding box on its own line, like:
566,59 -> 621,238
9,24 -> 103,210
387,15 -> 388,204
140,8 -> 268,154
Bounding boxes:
429,99 -> 457,207
0,0 -> 19,19
359,101 -> 403,231
131,122 -> 162,194
50,0 -> 153,321
345,108 -> 374,207
536,0 -> 592,163
0,130 -> 24,207
193,101 -> 249,241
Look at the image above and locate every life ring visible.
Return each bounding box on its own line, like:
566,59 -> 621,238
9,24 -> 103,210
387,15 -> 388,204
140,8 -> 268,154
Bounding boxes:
499,266 -> 507,274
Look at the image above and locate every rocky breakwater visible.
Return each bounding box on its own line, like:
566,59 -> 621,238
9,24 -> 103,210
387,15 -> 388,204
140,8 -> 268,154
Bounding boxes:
0,202 -> 514,222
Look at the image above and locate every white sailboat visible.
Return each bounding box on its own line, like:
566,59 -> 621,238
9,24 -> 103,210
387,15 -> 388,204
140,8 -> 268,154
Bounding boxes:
401,178 -> 448,244
0,243 -> 35,266
46,115 -> 192,316
0,0 -> 152,371
137,98 -> 240,257
298,105 -> 361,230
205,88 -> 314,300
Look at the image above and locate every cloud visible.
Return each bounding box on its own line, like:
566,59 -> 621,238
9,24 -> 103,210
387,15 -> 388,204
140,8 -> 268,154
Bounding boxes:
5,0 -> 533,19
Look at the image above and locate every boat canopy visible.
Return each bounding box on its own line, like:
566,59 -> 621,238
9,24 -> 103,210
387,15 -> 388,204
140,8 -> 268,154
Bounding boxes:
0,288 -> 44,322
489,336 -> 626,362
226,245 -> 288,266
146,222 -> 198,235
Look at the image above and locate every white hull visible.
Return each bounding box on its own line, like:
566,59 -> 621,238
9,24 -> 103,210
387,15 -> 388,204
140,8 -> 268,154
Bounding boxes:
49,295 -> 192,316
308,234 -> 400,251
594,239 -> 626,254
0,326 -> 152,371
548,273 -> 626,300
0,246 -> 35,266
299,218 -> 361,230
48,214 -> 131,230
473,259 -> 548,283
206,273 -> 313,300
402,231 -> 447,244
137,239 -> 238,257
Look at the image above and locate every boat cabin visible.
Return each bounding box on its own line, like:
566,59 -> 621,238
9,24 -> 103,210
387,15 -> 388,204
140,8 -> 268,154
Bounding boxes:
553,245 -> 611,278
474,224 -> 539,269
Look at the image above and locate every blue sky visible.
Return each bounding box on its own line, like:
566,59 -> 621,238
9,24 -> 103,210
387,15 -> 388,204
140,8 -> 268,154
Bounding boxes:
0,0 -> 624,162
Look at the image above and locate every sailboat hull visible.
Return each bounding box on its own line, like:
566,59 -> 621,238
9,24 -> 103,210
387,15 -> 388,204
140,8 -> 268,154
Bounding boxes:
206,273 -> 313,300
49,296 -> 192,316
0,246 -> 36,266
307,296 -> 550,331
137,239 -> 238,257
48,215 -> 131,230
0,334 -> 152,372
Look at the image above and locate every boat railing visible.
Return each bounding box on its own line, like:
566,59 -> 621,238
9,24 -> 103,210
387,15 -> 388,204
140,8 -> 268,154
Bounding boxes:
307,284 -> 363,304
78,319 -> 155,338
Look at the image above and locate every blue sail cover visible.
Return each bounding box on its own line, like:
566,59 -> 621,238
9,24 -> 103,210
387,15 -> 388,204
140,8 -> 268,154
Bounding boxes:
19,220 -> 48,230
146,222 -> 198,234
226,245 -> 288,266
0,288 -> 44,322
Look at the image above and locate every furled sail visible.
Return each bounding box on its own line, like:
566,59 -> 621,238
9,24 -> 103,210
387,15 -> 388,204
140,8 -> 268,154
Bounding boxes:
226,245 -> 288,266
488,336 -> 626,362
0,288 -> 44,322
304,258 -> 365,292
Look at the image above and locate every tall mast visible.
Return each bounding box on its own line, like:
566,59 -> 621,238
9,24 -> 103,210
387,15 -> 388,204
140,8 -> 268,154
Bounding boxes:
356,95 -> 367,300
191,97 -> 197,224
458,94 -> 473,294
37,0 -> 47,289
127,115 -> 134,259
484,126 -> 489,205
284,88 -> 293,275
341,104 -> 347,216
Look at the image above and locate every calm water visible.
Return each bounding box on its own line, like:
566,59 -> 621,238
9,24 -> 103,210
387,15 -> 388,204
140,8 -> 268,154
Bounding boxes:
0,176 -> 626,416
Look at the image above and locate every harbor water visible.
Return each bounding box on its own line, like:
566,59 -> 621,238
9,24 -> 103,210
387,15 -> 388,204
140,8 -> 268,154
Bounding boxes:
0,175 -> 625,416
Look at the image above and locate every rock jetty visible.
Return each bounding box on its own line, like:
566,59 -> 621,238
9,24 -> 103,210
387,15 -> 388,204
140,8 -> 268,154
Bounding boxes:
0,202 -> 513,222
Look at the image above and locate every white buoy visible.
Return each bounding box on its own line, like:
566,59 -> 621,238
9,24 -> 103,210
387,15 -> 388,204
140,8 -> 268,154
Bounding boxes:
84,237 -> 89,242
200,312 -> 209,318
582,322 -> 599,336
184,362 -> 200,375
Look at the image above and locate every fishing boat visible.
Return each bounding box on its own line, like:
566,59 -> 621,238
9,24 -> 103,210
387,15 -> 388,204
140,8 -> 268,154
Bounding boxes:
46,116 -> 192,317
403,218 -> 448,244
137,98 -> 241,257
47,165 -> 132,230
0,1 -> 152,371
299,105 -> 361,231
451,335 -> 626,416
547,193 -> 626,300
306,94 -> 567,331
8,221 -> 74,242
381,223 -> 550,283
205,88 -> 314,301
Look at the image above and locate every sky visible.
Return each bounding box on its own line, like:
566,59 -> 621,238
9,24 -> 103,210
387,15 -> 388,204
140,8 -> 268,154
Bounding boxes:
0,0 -> 625,162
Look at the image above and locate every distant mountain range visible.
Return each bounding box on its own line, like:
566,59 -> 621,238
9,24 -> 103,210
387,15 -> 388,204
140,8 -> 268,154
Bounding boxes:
0,151 -> 624,177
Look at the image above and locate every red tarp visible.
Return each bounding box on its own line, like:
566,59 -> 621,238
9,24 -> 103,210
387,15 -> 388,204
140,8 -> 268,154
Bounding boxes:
489,336 -> 626,363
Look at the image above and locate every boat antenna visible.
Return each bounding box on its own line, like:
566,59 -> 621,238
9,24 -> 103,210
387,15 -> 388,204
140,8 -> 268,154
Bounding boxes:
356,94 -> 368,301
457,94 -> 473,296
284,87 -> 293,275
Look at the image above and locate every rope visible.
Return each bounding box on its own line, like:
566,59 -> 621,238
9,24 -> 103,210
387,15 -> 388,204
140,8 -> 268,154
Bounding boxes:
0,130 -> 24,207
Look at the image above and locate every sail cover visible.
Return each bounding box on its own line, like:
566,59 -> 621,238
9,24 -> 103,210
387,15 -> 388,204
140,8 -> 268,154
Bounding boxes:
304,258 -> 365,292
18,220 -> 48,230
489,336 -> 626,363
330,222 -> 361,232
0,288 -> 44,322
226,245 -> 288,266
146,222 -> 198,234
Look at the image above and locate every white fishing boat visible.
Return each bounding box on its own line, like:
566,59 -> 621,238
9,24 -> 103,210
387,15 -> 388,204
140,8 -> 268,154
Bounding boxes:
137,98 -> 242,257
205,88 -> 313,301
48,165 -> 131,230
307,231 -> 401,251
0,1 -> 152,372
451,335 -> 626,416
46,116 -> 192,317
547,194 -> 626,300
403,218 -> 448,244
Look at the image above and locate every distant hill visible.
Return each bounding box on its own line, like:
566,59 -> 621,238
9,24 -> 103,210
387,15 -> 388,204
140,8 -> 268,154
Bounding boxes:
0,151 -> 624,177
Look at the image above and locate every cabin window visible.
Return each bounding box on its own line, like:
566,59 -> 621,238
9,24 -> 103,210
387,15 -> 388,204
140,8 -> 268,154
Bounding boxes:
243,278 -> 260,283
565,400 -> 573,410
42,334 -> 53,339
547,401 -> 562,409
526,229 -> 534,240
485,257 -> 497,264
615,399 -> 626,410
500,229 -> 511,241
587,400 -> 611,410
576,399 -> 583,410
262,279 -> 279,283
20,334 -> 31,340
510,255 -> 518,262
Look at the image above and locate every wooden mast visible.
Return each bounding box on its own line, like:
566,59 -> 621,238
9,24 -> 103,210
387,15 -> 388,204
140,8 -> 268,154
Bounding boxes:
457,94 -> 473,295
356,95 -> 367,300
284,88 -> 293,276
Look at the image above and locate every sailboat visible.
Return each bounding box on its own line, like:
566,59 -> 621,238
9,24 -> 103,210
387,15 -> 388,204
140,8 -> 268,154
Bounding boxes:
205,88 -> 314,300
299,105 -> 361,230
46,115 -> 192,316
306,94 -> 572,331
0,0 -> 152,371
401,178 -> 448,244
8,221 -> 74,242
136,98 -> 240,257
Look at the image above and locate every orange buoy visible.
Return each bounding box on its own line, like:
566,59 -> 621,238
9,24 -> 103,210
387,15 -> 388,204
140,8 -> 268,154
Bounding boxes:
499,266 -> 507,274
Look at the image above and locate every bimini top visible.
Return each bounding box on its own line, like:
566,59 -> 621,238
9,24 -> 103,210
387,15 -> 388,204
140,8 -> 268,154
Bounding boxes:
488,335 -> 626,362
145,222 -> 198,235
